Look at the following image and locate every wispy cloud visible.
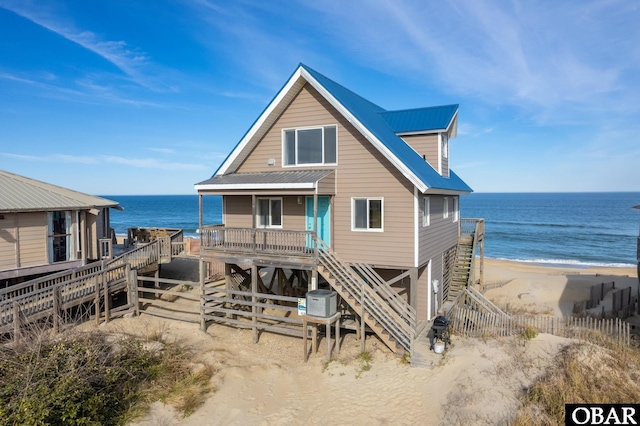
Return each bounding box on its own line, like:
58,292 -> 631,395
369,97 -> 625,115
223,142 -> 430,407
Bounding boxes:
0,69 -> 166,107
0,0 -> 164,91
100,155 -> 208,171
299,0 -> 640,124
0,152 -> 48,162
0,152 -> 207,171
146,147 -> 175,155
187,0 -> 327,90
51,154 -> 97,164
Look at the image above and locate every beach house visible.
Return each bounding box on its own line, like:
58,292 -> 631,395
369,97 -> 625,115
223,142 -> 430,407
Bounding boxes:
195,64 -> 483,354
0,169 -> 122,287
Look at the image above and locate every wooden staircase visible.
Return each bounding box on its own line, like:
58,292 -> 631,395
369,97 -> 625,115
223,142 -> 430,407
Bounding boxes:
447,235 -> 475,302
315,240 -> 416,355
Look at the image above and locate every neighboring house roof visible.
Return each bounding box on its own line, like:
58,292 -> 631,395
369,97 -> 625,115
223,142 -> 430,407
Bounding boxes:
196,170 -> 334,191
211,64 -> 472,194
0,169 -> 122,212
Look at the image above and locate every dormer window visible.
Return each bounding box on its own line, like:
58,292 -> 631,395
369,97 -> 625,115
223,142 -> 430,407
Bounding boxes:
283,125 -> 337,166
442,133 -> 449,159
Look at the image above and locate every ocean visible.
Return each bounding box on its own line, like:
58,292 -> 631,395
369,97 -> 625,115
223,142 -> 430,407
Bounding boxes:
105,192 -> 640,268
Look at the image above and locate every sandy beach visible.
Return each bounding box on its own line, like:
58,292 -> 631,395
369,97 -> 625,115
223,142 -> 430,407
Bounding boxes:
89,258 -> 638,426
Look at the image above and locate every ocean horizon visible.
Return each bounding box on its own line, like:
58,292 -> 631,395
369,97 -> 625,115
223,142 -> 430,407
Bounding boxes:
104,192 -> 640,269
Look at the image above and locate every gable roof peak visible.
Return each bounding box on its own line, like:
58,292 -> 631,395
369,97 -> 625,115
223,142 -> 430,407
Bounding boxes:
210,64 -> 472,194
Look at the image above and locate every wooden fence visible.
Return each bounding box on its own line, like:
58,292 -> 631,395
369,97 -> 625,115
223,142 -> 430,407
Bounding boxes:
450,304 -> 631,346
587,281 -> 616,309
1,263 -> 136,337
134,275 -> 201,323
1,228 -> 188,338
201,285 -> 304,340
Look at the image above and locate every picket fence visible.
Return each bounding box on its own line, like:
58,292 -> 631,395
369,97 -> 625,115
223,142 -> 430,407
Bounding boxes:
450,304 -> 631,346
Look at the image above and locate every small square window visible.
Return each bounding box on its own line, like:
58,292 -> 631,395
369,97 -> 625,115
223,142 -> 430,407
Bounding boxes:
352,198 -> 383,231
256,198 -> 283,228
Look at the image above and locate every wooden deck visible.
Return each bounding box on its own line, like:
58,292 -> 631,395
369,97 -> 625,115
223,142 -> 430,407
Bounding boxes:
200,225 -> 318,268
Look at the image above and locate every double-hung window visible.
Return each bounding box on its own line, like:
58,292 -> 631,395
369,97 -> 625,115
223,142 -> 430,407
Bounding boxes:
443,197 -> 449,219
423,197 -> 430,227
453,197 -> 459,222
352,198 -> 383,231
257,198 -> 282,228
283,125 -> 337,166
48,211 -> 73,262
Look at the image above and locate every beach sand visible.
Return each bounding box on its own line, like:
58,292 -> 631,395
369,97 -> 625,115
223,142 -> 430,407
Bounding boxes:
92,258 -> 638,425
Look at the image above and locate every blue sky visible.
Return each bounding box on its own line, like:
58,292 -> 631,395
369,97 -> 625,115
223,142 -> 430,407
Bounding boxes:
1,0 -> 639,195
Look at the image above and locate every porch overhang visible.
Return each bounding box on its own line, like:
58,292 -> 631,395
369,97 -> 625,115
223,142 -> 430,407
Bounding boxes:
195,170 -> 335,195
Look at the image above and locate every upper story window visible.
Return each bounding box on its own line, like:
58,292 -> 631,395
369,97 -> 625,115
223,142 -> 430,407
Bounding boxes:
453,197 -> 459,222
442,133 -> 449,159
257,197 -> 282,228
283,125 -> 337,166
352,197 -> 383,232
443,197 -> 449,219
423,197 -> 430,227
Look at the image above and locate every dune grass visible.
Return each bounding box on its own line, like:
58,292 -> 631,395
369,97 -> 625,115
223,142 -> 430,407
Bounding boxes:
0,329 -> 213,425
512,339 -> 640,425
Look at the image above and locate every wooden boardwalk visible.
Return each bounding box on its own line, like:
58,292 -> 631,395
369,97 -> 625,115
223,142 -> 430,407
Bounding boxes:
0,229 -> 187,337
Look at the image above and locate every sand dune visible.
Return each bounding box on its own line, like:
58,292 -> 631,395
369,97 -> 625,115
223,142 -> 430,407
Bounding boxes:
99,258 -> 639,425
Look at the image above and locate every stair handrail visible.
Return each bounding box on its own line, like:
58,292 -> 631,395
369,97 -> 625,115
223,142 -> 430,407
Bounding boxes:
316,239 -> 414,352
349,263 -> 417,329
464,286 -> 508,316
468,219 -> 484,287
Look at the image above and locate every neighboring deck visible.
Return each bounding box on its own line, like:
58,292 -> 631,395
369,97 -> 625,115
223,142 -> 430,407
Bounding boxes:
0,228 -> 189,336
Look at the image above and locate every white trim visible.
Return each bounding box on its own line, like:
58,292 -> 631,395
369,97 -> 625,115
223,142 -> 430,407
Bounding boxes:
216,69 -> 306,175
301,68 -> 430,193
426,260 -> 432,320
351,197 -> 384,232
443,197 -> 449,219
437,133 -> 443,175
195,182 -> 316,191
421,188 -> 472,195
222,196 -> 226,225
446,109 -> 459,138
395,129 -> 447,136
414,187 -> 419,268
215,65 -> 434,192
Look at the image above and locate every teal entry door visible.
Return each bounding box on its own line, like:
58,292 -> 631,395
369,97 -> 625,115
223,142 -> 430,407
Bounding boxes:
306,196 -> 331,247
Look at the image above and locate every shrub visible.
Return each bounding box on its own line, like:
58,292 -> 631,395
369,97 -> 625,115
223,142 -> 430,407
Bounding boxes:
521,325 -> 538,340
0,330 -> 212,425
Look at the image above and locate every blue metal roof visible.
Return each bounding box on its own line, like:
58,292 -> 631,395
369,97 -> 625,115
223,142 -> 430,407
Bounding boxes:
301,64 -> 472,193
379,105 -> 458,133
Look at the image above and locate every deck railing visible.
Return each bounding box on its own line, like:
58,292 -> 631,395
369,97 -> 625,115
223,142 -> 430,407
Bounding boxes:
1,228 -> 184,302
200,225 -> 314,257
461,218 -> 484,238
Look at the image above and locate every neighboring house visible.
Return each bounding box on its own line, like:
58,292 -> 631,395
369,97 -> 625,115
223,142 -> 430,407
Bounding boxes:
195,64 -> 481,352
0,169 -> 122,286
